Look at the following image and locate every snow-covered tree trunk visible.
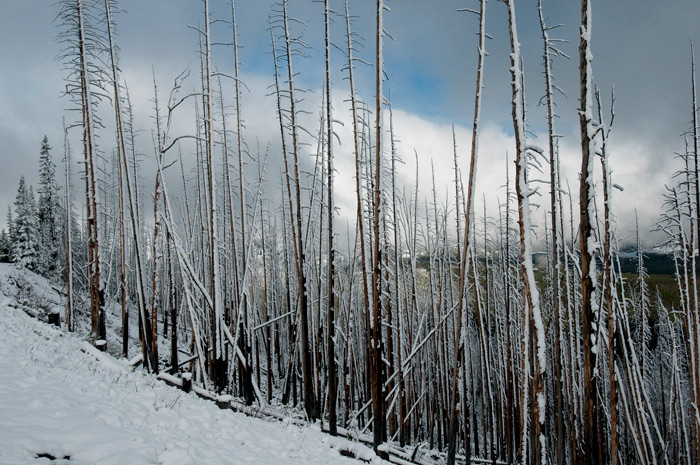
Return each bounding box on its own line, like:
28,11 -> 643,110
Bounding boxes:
62,119 -> 74,332
272,0 -> 318,419
150,75 -> 165,375
228,0 -> 255,405
74,0 -> 105,347
103,0 -> 130,359
505,1 -> 547,463
594,86 -> 621,465
343,0 -> 373,431
323,0 -> 338,437
371,0 -> 388,452
120,84 -> 152,370
579,1 -> 603,464
537,2 -> 566,462
203,0 -> 226,390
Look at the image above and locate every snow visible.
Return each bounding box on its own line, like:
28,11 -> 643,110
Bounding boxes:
0,264 -> 385,465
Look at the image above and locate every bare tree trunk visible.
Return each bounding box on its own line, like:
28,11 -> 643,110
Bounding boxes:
150,74 -> 164,375
537,3 -> 565,463
270,24 -> 296,407
324,0 -> 338,437
166,228 -> 177,375
446,2 -> 486,464
227,1 -> 254,404
506,2 -> 547,464
103,0 -> 129,359
596,87 -> 619,465
343,0 -> 373,434
387,106 -> 400,443
579,2 -> 602,464
76,0 -> 105,348
371,0 -> 387,452
689,41 -> 700,465
275,1 -> 318,419
122,85 -> 153,371
203,0 -> 226,391
63,118 -> 74,333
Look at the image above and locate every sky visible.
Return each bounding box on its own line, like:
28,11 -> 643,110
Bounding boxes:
1,0 -> 700,248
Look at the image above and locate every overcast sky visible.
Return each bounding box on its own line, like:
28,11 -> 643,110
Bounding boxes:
1,0 -> 699,247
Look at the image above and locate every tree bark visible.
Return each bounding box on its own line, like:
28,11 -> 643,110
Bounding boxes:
579,2 -> 602,464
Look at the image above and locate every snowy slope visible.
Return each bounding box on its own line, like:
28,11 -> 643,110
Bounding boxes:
0,265 -> 385,465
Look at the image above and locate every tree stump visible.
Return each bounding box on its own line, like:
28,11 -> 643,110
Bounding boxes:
182,371 -> 192,393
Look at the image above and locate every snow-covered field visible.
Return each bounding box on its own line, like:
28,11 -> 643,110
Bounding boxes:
0,264 -> 384,465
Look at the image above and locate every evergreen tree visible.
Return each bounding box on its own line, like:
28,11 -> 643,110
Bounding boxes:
12,176 -> 40,271
6,206 -> 14,257
0,229 -> 10,262
37,136 -> 62,275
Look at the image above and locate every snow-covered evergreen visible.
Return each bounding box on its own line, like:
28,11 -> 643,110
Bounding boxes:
11,177 -> 40,271
37,136 -> 64,277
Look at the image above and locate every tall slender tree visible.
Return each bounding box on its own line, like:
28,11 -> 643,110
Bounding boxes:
371,0 -> 388,451
538,2 -> 567,463
579,1 -> 603,464
58,0 -> 106,346
324,0 -> 339,436
447,2 -> 486,464
37,136 -> 61,276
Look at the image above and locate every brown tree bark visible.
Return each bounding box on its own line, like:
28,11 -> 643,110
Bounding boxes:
579,2 -> 602,464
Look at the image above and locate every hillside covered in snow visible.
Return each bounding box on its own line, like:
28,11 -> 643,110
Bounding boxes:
0,264 -> 385,465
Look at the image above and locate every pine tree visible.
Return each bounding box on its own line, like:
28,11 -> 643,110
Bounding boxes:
37,136 -> 62,276
0,229 -> 10,262
12,177 -> 40,271
6,206 -> 15,258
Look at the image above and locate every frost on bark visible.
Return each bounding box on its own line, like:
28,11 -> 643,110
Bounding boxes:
596,86 -> 620,465
579,1 -> 603,464
370,0 -> 390,452
103,0 -> 151,364
538,1 -> 567,463
505,1 -> 547,464
62,119 -> 74,332
203,0 -> 226,391
58,0 -> 106,347
323,0 -> 338,437
269,0 -> 319,420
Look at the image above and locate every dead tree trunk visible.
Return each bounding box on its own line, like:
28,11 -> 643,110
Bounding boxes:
203,0 -> 226,391
579,2 -> 603,464
506,1 -> 547,463
75,0 -> 105,348
596,87 -> 619,465
103,0 -> 129,358
63,118 -> 74,333
371,0 -> 388,452
538,2 -> 565,463
324,0 -> 338,436
446,2 -> 486,464
277,0 -> 318,420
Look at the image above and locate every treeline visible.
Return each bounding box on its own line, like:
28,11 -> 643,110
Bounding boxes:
8,1 -> 700,465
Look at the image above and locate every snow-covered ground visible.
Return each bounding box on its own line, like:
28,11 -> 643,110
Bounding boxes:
0,264 -> 385,465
